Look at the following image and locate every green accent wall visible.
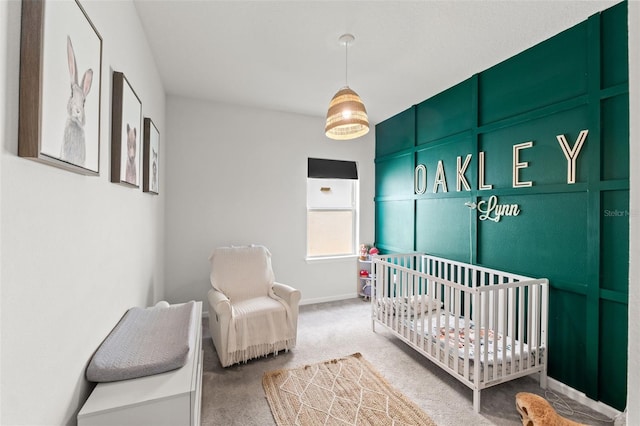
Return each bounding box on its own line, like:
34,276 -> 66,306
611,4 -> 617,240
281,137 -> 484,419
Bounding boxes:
374,2 -> 628,410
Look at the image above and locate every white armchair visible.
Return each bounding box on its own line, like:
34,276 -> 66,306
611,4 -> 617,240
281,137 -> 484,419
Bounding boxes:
207,245 -> 301,367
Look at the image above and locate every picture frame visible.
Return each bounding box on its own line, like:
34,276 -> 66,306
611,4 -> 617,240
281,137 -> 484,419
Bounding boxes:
143,118 -> 160,194
18,0 -> 103,175
110,71 -> 142,187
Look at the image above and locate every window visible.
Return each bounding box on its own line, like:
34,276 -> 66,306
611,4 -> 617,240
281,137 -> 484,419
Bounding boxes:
307,158 -> 359,258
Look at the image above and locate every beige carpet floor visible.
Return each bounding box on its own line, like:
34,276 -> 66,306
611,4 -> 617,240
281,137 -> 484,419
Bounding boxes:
200,298 -> 615,426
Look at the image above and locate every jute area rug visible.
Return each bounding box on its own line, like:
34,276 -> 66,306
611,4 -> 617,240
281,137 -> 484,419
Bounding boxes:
262,353 -> 437,425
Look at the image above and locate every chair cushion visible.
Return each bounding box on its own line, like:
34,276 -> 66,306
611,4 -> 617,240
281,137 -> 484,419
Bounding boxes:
209,245 -> 275,302
232,296 -> 286,319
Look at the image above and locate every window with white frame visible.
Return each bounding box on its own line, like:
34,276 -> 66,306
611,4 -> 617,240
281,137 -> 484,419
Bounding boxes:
307,158 -> 359,258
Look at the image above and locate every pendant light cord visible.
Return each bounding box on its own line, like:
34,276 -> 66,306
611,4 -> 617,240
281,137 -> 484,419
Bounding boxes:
344,38 -> 349,87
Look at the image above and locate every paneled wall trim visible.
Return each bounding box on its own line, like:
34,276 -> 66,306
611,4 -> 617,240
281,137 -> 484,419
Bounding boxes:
375,2 -> 628,410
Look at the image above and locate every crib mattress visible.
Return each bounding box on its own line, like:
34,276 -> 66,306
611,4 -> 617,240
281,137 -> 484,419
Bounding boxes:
412,331 -> 543,384
408,314 -> 533,365
375,312 -> 544,383
374,299 -> 541,366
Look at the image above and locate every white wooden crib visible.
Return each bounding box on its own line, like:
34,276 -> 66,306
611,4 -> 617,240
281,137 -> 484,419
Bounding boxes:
371,253 -> 549,413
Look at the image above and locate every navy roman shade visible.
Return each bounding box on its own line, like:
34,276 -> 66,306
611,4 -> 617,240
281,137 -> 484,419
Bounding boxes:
308,158 -> 358,179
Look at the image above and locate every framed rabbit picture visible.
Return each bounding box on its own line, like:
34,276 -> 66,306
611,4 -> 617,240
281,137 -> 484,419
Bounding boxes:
18,0 -> 103,175
110,71 -> 143,187
143,118 -> 160,194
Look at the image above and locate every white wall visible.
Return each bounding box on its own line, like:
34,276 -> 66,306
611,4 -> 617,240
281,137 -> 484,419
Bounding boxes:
0,1 -> 166,424
0,0 -> 6,422
626,2 -> 639,424
164,96 -> 375,307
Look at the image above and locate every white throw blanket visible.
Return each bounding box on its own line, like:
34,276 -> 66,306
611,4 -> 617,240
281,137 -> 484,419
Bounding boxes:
226,293 -> 294,364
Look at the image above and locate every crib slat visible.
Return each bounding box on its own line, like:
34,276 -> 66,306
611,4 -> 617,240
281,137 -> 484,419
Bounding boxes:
473,288 -> 481,387
507,286 -> 515,376
502,285 -> 508,375
463,285 -> 471,380
531,283 -> 540,369
482,275 -> 489,384
441,279 -> 449,369
427,278 -> 436,356
452,287 -> 460,375
518,285 -> 525,373
411,274 -> 417,345
398,269 -> 404,336
527,284 -> 535,371
491,284 -> 499,382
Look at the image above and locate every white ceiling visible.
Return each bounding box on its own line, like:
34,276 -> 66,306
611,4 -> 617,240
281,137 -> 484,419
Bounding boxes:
133,0 -> 620,125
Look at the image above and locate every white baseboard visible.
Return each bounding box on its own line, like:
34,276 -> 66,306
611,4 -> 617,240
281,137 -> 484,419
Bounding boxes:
547,377 -> 622,421
299,293 -> 359,306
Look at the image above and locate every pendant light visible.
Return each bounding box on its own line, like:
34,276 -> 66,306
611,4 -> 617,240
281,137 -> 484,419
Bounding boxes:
325,34 -> 369,140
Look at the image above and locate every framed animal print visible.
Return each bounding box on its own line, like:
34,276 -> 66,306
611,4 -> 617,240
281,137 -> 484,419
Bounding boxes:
18,0 -> 103,175
143,118 -> 160,194
111,71 -> 142,187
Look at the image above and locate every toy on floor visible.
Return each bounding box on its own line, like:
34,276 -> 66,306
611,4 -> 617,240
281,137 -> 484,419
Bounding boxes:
515,392 -> 586,426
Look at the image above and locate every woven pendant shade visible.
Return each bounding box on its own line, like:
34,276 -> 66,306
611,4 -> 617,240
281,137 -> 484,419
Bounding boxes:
325,87 -> 369,140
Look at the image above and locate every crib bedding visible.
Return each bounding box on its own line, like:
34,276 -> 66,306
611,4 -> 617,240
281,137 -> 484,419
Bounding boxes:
377,303 -> 544,382
376,294 -> 443,316
408,314 -> 534,365
413,334 -> 540,384
375,299 -> 537,366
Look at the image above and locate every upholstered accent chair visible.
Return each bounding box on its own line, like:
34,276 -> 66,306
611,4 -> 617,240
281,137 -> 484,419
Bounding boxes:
207,245 -> 301,367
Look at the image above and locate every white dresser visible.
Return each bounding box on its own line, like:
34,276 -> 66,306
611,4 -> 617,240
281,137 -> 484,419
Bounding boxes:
78,301 -> 203,426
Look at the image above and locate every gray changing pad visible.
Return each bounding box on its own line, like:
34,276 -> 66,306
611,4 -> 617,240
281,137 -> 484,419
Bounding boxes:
86,301 -> 196,382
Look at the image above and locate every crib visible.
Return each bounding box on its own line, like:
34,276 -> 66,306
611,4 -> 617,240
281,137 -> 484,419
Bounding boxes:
371,253 -> 549,413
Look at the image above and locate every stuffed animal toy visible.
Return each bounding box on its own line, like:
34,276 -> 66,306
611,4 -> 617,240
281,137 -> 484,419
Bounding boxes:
515,392 -> 586,426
